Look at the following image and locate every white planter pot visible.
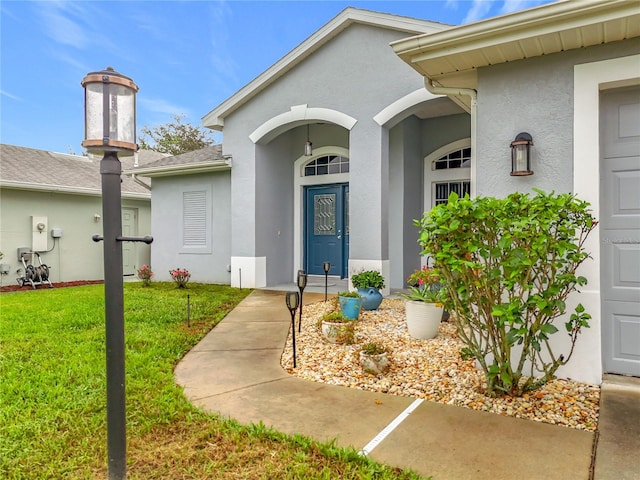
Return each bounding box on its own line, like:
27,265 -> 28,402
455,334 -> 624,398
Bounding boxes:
359,351 -> 390,375
405,301 -> 443,340
321,320 -> 353,344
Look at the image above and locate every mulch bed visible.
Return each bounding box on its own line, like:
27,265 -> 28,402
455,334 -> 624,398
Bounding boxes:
0,280 -> 104,293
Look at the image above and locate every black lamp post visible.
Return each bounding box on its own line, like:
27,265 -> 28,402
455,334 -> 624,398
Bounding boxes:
285,291 -> 299,367
296,269 -> 307,332
82,66 -> 152,480
510,132 -> 534,176
323,261 -> 331,301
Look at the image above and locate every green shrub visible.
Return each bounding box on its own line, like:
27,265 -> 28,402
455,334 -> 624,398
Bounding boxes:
416,190 -> 596,396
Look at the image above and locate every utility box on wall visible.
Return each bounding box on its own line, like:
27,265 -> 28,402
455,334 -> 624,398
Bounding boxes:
32,215 -> 48,252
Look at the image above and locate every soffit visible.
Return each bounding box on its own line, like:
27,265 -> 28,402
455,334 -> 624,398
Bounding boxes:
392,0 -> 640,105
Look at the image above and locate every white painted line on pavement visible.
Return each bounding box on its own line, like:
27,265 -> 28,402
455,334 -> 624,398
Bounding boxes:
359,398 -> 424,456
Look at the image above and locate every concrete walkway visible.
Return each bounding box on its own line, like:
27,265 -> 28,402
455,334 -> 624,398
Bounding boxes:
175,289 -> 639,480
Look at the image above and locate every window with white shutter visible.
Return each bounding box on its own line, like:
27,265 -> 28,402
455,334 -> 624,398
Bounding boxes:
181,188 -> 211,253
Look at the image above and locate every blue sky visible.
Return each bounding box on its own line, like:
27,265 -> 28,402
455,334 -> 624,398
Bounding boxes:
1,0 -> 553,154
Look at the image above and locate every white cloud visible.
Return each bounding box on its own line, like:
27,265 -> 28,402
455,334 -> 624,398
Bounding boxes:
499,0 -> 551,15
462,0 -> 496,24
38,3 -> 89,48
1,89 -> 22,101
139,97 -> 192,118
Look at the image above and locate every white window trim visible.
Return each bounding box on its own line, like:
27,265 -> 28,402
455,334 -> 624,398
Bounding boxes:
423,138 -> 471,212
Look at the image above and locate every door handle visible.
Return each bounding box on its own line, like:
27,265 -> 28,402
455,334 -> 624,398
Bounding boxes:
337,235 -> 342,239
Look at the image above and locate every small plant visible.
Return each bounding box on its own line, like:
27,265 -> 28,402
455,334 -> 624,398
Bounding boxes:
322,312 -> 351,323
359,342 -> 390,374
170,268 -> 191,288
361,342 -> 387,355
337,290 -> 360,298
320,313 -> 355,344
351,270 -> 385,290
401,265 -> 443,303
137,264 -> 153,286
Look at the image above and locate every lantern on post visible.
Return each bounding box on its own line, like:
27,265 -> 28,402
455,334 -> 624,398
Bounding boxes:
297,269 -> 307,332
510,132 -> 534,176
285,291 -> 300,368
82,66 -> 138,155
82,66 -> 149,480
323,261 -> 331,302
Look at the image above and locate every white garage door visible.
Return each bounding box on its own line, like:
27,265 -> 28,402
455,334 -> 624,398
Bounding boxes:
600,86 -> 640,377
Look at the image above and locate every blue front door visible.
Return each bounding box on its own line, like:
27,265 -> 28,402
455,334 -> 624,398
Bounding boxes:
304,184 -> 349,277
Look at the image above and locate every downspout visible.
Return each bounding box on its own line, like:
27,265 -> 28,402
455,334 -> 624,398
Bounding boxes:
424,78 -> 478,198
131,151 -> 151,191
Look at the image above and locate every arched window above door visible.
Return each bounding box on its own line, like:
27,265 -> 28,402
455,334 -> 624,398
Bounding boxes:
433,146 -> 471,170
303,155 -> 349,176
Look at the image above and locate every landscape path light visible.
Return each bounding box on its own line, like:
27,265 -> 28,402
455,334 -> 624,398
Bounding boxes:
285,291 -> 300,368
323,261 -> 331,301
297,269 -> 307,332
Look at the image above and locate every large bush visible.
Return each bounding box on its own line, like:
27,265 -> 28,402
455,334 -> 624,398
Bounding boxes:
416,190 -> 597,396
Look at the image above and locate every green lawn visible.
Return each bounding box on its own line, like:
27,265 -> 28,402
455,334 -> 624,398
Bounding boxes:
0,283 -> 424,479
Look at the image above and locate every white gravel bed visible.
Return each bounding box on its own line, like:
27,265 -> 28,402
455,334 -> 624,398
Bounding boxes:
281,299 -> 600,432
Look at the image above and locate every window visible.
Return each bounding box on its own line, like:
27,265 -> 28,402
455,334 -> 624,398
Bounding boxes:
433,181 -> 471,205
433,147 -> 471,170
304,155 -> 349,176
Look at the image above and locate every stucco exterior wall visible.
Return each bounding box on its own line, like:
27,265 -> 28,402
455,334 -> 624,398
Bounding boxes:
150,172 -> 231,284
222,23 -> 428,286
476,38 -> 640,198
0,188 -> 150,284
474,38 -> 640,385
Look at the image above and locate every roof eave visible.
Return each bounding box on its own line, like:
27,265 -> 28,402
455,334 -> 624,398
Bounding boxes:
391,0 -> 639,80
125,160 -> 231,178
0,181 -> 150,200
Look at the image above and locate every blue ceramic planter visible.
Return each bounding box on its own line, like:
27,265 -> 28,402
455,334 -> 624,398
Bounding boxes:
357,288 -> 383,311
339,296 -> 362,320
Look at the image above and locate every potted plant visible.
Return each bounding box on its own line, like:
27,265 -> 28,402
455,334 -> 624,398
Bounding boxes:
350,270 -> 385,310
400,266 -> 444,339
320,312 -> 355,344
337,291 -> 362,320
359,342 -> 390,375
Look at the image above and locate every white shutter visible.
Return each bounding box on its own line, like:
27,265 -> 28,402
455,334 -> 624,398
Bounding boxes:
183,191 -> 207,246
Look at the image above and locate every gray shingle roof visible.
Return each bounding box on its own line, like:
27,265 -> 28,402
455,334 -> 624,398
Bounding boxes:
0,144 -> 166,197
134,144 -> 224,169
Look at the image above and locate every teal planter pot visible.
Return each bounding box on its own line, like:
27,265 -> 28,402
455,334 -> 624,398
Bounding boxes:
357,287 -> 383,311
339,295 -> 362,320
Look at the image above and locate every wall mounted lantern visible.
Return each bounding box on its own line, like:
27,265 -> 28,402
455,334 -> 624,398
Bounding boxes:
304,124 -> 313,156
510,132 -> 533,176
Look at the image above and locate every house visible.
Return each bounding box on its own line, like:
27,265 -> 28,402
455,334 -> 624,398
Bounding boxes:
0,144 -> 163,284
132,0 -> 639,384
